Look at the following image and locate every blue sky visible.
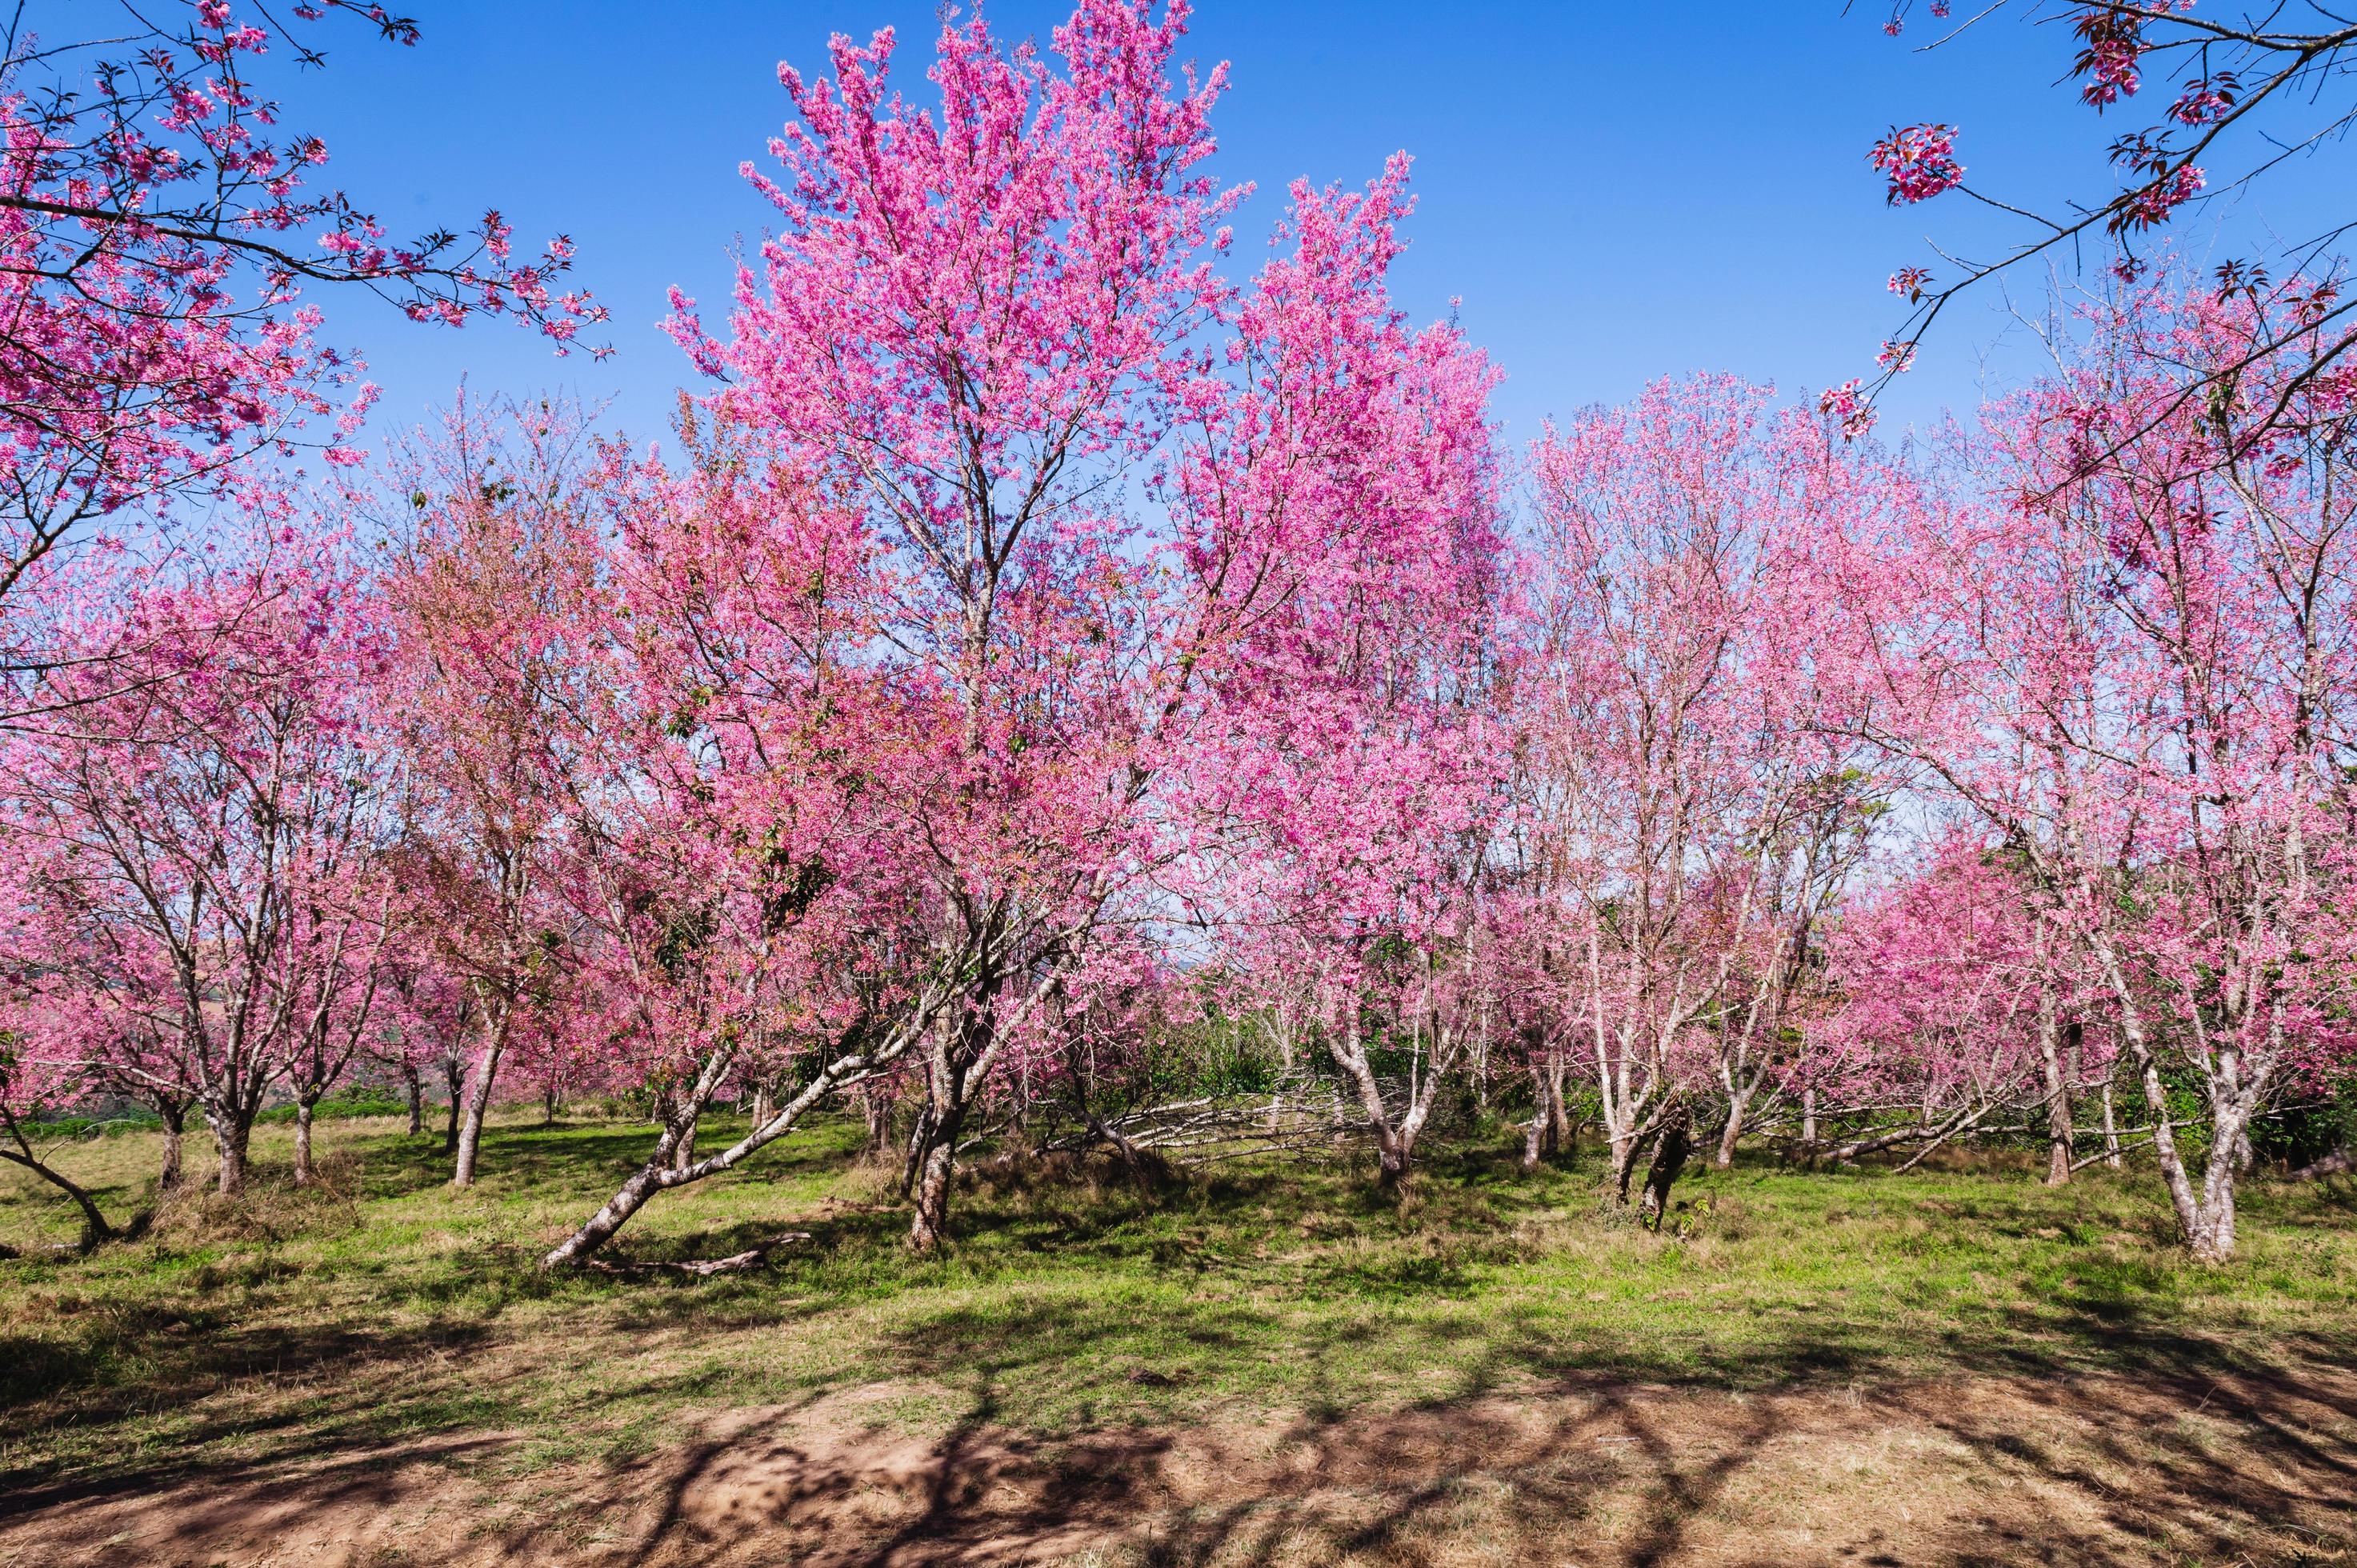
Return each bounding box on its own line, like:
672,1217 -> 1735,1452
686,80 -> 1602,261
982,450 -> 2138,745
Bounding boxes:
276,2 -> 2340,457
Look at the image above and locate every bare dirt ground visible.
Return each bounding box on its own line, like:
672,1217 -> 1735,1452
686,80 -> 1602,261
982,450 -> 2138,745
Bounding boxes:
2,1363 -> 2351,1566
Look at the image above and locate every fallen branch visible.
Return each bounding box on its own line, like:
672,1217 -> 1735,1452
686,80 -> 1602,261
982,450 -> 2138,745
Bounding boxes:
578,1232 -> 812,1278
2291,1147 -> 2353,1181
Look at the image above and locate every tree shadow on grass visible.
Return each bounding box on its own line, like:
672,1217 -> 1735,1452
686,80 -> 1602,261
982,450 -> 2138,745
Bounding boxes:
6,1131 -> 2357,1563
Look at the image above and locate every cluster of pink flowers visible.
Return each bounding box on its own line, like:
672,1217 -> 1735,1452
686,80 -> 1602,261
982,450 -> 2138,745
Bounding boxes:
1868,122 -> 1963,206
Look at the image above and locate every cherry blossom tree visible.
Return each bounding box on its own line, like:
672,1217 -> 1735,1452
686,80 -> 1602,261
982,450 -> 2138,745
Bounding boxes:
650,0 -> 1504,1251
1837,285 -> 2357,1258
0,510 -> 395,1196
1510,377 -> 1904,1206
538,444 -> 946,1269
371,398 -> 610,1190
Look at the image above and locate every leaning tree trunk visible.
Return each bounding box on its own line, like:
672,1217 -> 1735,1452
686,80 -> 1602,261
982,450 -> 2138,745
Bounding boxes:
1,1108 -> 115,1248
450,1023 -> 507,1190
2292,1147 -> 2353,1180
1714,1082 -> 1751,1170
542,1018 -> 900,1270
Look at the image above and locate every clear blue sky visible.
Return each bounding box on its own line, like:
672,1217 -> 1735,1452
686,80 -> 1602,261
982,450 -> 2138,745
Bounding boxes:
276,2 -> 2337,456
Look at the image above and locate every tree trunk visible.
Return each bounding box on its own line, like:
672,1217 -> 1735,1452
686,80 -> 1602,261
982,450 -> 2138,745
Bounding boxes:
450,1035 -> 504,1190
1638,1104 -> 1693,1232
2292,1147 -> 2353,1181
898,1102 -> 937,1200
671,1113 -> 697,1172
907,1018 -> 975,1251
442,1058 -> 463,1155
2099,1080 -> 2122,1169
542,1016 -> 900,1270
211,1110 -> 252,1198
1324,1006 -> 1447,1196
543,1078 -> 559,1126
292,1098 -> 318,1188
908,1141 -> 957,1249
403,1065 -> 425,1136
1521,1066 -> 1549,1174
2,1109 -> 115,1248
1612,1123 -> 1650,1202
750,1081 -> 774,1129
157,1104 -> 186,1193
1547,1055 -> 1574,1153
2039,1010 -> 2075,1187
861,1082 -> 894,1156
548,1158 -> 670,1266
1713,1085 -> 1748,1169
906,982 -> 1000,1253
1800,1086 -> 1819,1166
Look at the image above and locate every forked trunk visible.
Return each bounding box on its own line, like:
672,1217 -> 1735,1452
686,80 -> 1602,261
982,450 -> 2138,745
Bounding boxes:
1327,1009 -> 1435,1195
908,1122 -> 961,1253
1638,1103 -> 1693,1231
542,1017 -> 897,1270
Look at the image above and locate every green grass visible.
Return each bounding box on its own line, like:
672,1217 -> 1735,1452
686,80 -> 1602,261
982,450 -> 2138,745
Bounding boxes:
4,1110 -> 2355,1497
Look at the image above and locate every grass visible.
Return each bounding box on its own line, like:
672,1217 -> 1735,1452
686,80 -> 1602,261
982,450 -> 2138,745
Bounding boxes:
4,1110 -> 2356,1562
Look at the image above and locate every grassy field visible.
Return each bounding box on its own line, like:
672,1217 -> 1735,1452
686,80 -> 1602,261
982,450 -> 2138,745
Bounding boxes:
2,1111 -> 2355,1566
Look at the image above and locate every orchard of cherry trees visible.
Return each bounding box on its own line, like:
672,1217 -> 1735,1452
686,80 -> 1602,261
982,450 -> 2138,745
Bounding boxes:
2,0 -> 2354,1289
